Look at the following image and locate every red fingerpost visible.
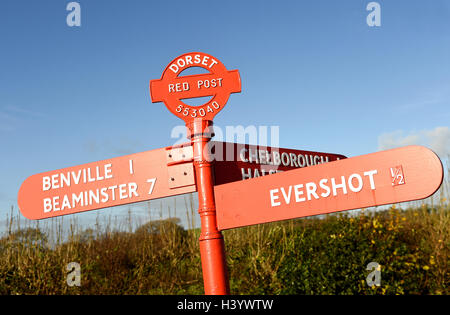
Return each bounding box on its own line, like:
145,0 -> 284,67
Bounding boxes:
150,52 -> 241,295
188,119 -> 229,294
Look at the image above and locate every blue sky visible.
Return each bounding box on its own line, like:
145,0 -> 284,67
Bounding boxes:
1,0 -> 449,231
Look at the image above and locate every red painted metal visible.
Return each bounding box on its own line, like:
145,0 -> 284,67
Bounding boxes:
188,120 -> 229,295
150,52 -> 241,123
18,147 -> 196,220
150,53 -> 240,295
210,141 -> 346,186
214,145 -> 444,230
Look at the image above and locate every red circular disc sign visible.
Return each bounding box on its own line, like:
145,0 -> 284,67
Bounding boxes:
150,52 -> 241,123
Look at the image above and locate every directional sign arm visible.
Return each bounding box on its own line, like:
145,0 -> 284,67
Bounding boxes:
214,146 -> 443,230
18,147 -> 196,220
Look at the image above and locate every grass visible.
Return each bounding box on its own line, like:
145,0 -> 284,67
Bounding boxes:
0,197 -> 448,295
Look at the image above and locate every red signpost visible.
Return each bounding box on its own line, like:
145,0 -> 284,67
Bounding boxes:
17,51 -> 445,296
150,52 -> 241,123
214,145 -> 443,230
151,52 -> 241,295
18,146 -> 196,220
210,141 -> 346,186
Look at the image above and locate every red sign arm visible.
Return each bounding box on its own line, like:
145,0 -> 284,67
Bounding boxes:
214,146 -> 443,230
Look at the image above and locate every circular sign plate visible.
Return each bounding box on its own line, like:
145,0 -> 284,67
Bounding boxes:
150,52 -> 241,123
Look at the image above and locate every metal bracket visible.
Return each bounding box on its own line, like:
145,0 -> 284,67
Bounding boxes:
166,144 -> 196,189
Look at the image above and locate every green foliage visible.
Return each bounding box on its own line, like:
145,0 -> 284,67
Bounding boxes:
224,204 -> 449,295
0,204 -> 448,295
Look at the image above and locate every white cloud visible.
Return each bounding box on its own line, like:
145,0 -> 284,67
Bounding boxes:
378,126 -> 450,159
425,127 -> 450,159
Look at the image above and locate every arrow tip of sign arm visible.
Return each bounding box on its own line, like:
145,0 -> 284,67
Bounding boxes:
149,79 -> 163,103
413,145 -> 444,193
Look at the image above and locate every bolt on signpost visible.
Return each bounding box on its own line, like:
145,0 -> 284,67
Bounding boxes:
150,52 -> 241,295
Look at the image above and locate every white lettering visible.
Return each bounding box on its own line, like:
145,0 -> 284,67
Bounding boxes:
129,160 -> 134,175
364,170 -> 378,189
128,182 -> 139,198
269,169 -> 378,207
43,198 -> 52,212
169,64 -> 179,74
61,172 -> 70,188
72,170 -> 81,185
294,184 -> 305,202
209,58 -> 218,68
332,176 -> 348,196
241,168 -> 252,180
297,154 -> 306,167
61,195 -> 71,210
53,196 -> 60,211
147,178 -> 157,195
319,178 -> 331,198
43,176 -> 51,191
87,168 -> 95,182
100,187 -> 109,203
42,181 -> 140,214
248,149 -> 259,164
88,189 -> 99,205
314,155 -> 320,165
272,151 -> 281,166
240,148 -> 248,163
43,164 -> 114,191
201,55 -> 209,66
52,174 -> 59,189
119,184 -> 127,200
281,152 -> 290,166
270,189 -> 281,207
72,192 -> 83,208
104,164 -> 113,179
280,186 -> 292,204
259,150 -> 267,165
348,173 -> 363,192
109,185 -> 118,201
305,182 -> 319,200
289,153 -> 298,167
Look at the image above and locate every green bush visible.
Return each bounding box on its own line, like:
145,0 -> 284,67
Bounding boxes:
224,204 -> 449,295
0,203 -> 448,294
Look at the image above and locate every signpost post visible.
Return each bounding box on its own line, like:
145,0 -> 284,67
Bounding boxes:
150,52 -> 241,295
17,51 -> 444,295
